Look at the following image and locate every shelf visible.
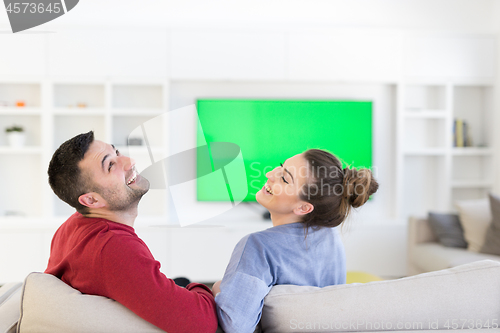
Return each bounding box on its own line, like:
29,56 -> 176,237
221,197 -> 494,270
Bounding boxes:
404,85 -> 447,110
403,117 -> 447,149
0,107 -> 41,115
53,115 -> 107,149
0,146 -> 42,154
0,83 -> 41,108
53,84 -> 106,109
451,180 -> 494,188
111,108 -> 165,116
403,148 -> 493,156
112,115 -> 165,147
452,147 -> 493,156
399,80 -> 495,218
112,84 -> 163,109
403,148 -> 447,156
403,110 -> 447,118
401,154 -> 448,217
53,108 -> 107,116
453,86 -> 493,149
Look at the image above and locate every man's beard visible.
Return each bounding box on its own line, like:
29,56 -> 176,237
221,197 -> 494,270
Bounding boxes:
93,183 -> 149,212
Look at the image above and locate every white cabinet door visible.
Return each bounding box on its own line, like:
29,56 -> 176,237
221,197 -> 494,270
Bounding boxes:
170,31 -> 286,80
403,36 -> 496,79
0,34 -> 47,77
48,29 -> 168,78
288,31 -> 402,82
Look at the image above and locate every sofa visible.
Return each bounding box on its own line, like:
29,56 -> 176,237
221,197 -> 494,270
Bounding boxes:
408,195 -> 500,276
407,216 -> 500,275
1,259 -> 500,333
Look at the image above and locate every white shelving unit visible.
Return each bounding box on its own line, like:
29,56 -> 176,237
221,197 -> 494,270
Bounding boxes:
0,79 -> 169,224
450,84 -> 495,204
396,81 -> 495,219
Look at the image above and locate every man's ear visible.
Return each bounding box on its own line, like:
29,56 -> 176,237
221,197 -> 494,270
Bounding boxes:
78,193 -> 106,209
293,202 -> 314,216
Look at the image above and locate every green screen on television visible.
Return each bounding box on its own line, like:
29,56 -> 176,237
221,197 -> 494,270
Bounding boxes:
196,99 -> 373,202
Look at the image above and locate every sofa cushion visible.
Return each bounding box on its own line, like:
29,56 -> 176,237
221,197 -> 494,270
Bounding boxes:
18,273 -> 166,333
454,198 -> 491,252
480,193 -> 500,256
0,282 -> 22,306
427,212 -> 467,248
261,260 -> 500,332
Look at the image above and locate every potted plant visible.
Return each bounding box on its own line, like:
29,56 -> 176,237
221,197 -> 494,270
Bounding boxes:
5,125 -> 25,148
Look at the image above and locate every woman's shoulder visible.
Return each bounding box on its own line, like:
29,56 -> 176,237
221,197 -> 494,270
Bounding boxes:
232,226 -> 288,258
243,222 -> 336,243
237,229 -> 272,249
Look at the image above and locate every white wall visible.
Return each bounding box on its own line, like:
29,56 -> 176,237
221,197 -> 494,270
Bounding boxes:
494,2 -> 500,194
1,0 -> 498,32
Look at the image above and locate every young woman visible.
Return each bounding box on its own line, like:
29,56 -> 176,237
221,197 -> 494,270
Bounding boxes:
212,149 -> 379,333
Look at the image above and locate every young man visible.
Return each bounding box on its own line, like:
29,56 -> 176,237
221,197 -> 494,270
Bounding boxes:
45,131 -> 217,333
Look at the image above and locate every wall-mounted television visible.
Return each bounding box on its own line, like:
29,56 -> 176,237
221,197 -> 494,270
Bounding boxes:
196,99 -> 373,202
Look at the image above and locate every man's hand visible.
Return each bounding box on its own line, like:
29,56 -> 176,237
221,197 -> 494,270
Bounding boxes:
212,280 -> 221,296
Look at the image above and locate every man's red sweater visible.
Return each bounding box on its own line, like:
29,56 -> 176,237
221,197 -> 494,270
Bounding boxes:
45,212 -> 218,333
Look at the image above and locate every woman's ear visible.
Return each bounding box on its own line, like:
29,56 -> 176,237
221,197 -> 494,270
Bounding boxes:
78,193 -> 106,209
293,202 -> 314,216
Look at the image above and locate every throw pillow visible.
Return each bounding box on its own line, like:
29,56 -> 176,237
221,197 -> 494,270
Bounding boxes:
427,212 -> 467,248
480,193 -> 500,255
454,198 -> 491,252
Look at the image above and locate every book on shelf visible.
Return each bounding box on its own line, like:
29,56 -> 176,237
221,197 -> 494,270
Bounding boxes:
453,118 -> 473,148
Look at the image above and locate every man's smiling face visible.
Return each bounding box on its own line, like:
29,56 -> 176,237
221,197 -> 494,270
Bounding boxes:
78,140 -> 150,211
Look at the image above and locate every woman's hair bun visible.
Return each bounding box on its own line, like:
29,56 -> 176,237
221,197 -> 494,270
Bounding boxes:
300,149 -> 380,229
342,167 -> 379,209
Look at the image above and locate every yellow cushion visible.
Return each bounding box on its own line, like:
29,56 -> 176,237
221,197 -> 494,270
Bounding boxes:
346,271 -> 383,284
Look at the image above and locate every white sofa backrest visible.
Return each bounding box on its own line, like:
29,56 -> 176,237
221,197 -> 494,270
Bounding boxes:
18,273 -> 166,333
261,260 -> 500,333
10,260 -> 500,333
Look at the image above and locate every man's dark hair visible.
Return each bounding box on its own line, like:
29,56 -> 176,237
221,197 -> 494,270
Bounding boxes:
48,131 -> 95,214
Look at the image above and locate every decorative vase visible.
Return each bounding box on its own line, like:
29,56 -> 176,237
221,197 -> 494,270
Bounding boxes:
7,132 -> 26,148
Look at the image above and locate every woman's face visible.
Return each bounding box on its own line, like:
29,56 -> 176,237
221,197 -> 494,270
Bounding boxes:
256,153 -> 313,217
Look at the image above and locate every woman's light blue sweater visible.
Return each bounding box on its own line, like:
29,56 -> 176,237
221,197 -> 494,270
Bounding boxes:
215,222 -> 346,333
